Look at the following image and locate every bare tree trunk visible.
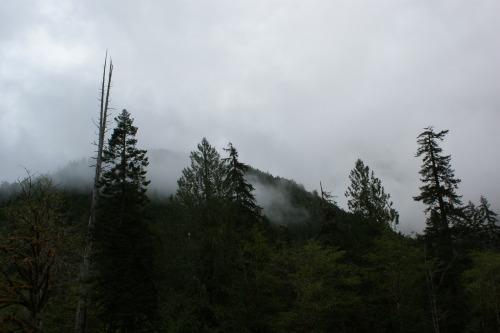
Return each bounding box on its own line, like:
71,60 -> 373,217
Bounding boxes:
74,53 -> 113,333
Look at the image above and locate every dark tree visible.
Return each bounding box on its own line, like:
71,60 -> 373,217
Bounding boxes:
172,139 -> 255,331
345,159 -> 399,227
223,142 -> 262,226
414,127 -> 465,332
413,127 -> 462,257
0,175 -> 70,332
75,52 -> 112,333
452,201 -> 483,251
93,109 -> 157,332
478,196 -> 499,250
177,137 -> 228,222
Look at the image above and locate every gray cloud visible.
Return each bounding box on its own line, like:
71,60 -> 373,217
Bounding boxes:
1,1 -> 499,233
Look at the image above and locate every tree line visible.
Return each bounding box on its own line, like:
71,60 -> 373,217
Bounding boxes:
0,65 -> 499,332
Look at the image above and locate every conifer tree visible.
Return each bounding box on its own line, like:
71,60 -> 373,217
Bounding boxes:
453,201 -> 483,251
414,127 -> 466,332
174,138 -> 239,329
177,138 -> 228,221
93,109 -> 156,332
345,159 -> 399,227
413,127 -> 462,257
223,142 -> 261,225
478,196 -> 499,249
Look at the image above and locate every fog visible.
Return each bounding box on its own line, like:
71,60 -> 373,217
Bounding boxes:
1,1 -> 499,233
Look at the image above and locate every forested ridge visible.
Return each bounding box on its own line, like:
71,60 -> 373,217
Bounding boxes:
1,117 -> 498,332
0,67 -> 499,332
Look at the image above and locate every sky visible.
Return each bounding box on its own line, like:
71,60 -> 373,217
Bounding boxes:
1,0 -> 499,233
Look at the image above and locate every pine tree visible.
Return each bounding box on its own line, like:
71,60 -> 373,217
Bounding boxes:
177,137 -> 228,222
478,196 -> 499,250
93,109 -> 156,332
223,142 -> 261,226
414,127 -> 465,332
454,201 -> 483,251
174,138 -> 241,330
345,159 -> 399,227
413,127 -> 462,257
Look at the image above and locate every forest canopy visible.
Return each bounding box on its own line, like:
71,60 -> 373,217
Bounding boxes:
0,61 -> 498,332
1,121 -> 498,332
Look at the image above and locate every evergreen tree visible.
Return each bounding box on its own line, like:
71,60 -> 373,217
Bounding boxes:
462,251 -> 500,331
93,109 -> 157,332
414,127 -> 466,332
413,127 -> 462,257
345,159 -> 399,227
223,142 -> 262,226
365,230 -> 428,332
174,138 -> 245,331
452,201 -> 483,251
177,137 -> 228,221
317,183 -> 341,247
478,196 -> 499,250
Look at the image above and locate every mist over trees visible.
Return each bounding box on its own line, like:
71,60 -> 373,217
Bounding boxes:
0,67 -> 498,332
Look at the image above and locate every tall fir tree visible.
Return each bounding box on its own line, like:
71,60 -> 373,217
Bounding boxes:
93,109 -> 157,332
177,137 -> 228,223
223,142 -> 262,227
413,127 -> 462,258
174,138 -> 245,330
478,196 -> 499,250
414,127 -> 465,332
453,201 -> 483,251
345,159 -> 399,227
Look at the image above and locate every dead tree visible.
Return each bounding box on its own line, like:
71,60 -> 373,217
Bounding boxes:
73,53 -> 113,333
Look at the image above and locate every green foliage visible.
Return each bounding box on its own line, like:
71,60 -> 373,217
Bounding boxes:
239,225 -> 283,332
452,201 -> 484,252
453,196 -> 500,253
478,196 -> 500,250
159,139 -> 251,332
0,175 -> 73,332
3,121 -> 496,332
462,251 -> 500,332
365,229 -> 428,332
177,138 -> 228,217
345,159 -> 399,227
278,240 -> 361,332
223,142 -> 262,226
414,127 -> 462,256
92,109 -> 157,332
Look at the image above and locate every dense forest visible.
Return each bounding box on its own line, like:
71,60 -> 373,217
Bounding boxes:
1,64 -> 499,333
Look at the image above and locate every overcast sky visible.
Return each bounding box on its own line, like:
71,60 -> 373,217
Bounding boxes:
1,0 -> 499,233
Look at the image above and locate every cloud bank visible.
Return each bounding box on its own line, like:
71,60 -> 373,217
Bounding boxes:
1,1 -> 499,233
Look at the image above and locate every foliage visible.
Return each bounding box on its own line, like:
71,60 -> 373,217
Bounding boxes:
462,251 -> 500,332
92,109 -> 157,332
223,142 -> 262,226
177,138 -> 228,217
345,159 -> 399,228
414,127 -> 462,257
278,240 -> 361,332
2,120 -> 498,333
478,196 -> 500,250
365,229 -> 428,332
0,175 -> 72,332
